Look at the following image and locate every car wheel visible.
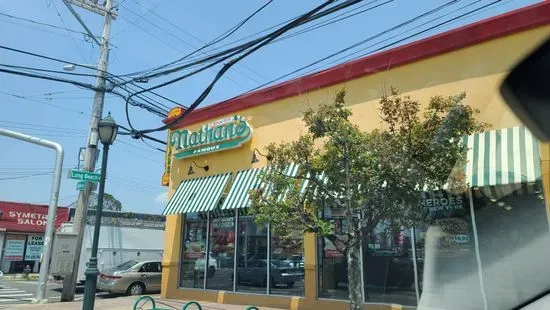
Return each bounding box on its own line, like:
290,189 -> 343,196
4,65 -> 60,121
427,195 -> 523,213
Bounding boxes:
287,281 -> 295,288
127,282 -> 145,296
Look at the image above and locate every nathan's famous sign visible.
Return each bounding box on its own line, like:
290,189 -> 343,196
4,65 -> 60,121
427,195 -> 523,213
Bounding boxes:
169,115 -> 253,160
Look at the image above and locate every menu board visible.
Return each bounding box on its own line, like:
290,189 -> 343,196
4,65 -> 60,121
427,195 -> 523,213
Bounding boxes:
24,235 -> 44,260
210,218 -> 235,255
183,222 -> 206,259
4,234 -> 26,261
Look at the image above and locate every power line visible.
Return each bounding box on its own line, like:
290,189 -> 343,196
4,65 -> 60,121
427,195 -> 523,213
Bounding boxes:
0,172 -> 53,181
302,0 -> 502,76
246,0 -> 467,91
0,46 -> 180,116
127,0 -> 365,134
0,12 -> 93,38
0,91 -> 88,115
116,9 -> 248,89
0,63 -> 100,79
0,67 -> 98,92
0,125 -> 86,135
0,120 -> 86,132
125,0 -> 274,82
50,0 -> 94,61
273,0 -> 391,43
153,0 -> 390,67
119,0 -> 370,85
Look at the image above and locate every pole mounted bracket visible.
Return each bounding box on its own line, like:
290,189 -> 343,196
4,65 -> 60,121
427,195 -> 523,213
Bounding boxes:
65,0 -> 118,19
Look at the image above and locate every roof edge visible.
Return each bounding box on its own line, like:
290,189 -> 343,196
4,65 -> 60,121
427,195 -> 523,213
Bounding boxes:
165,1 -> 550,129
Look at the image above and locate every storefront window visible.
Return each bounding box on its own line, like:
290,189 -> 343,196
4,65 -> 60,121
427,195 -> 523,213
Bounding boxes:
362,223 -> 417,306
236,215 -> 268,293
180,214 -> 207,288
318,212 -> 349,300
270,231 -> 305,296
415,191 -> 484,309
206,216 -> 235,290
470,183 -> 549,309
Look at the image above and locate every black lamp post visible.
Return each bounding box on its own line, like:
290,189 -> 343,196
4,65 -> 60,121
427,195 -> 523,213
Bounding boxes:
82,112 -> 117,310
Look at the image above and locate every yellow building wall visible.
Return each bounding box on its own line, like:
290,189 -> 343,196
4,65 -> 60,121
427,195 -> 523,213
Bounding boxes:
161,25 -> 550,310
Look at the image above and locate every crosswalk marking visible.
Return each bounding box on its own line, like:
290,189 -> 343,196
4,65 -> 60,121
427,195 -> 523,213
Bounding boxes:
0,286 -> 35,303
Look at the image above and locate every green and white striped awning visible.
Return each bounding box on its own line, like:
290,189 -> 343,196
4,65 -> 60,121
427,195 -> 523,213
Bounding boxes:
162,173 -> 232,215
220,164 -> 300,210
296,127 -> 541,194
464,126 -> 541,187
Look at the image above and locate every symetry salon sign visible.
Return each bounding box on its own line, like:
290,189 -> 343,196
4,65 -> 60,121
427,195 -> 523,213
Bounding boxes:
170,115 -> 253,159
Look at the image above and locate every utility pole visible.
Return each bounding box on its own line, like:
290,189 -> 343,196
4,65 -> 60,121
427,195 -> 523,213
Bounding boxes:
60,0 -> 115,301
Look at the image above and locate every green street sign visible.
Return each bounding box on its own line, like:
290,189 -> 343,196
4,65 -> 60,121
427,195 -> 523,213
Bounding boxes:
69,170 -> 101,183
77,181 -> 86,191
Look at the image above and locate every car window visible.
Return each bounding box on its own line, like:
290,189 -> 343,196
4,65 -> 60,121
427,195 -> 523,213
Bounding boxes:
114,260 -> 138,271
140,262 -> 161,273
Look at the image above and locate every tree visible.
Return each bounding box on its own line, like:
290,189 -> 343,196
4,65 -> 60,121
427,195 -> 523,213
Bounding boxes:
249,88 -> 486,310
87,192 -> 123,211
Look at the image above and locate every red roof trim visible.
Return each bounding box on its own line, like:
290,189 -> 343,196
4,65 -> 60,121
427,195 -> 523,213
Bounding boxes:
166,1 -> 550,129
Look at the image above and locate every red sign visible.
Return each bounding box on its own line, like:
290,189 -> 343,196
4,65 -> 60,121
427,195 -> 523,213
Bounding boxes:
0,201 -> 70,233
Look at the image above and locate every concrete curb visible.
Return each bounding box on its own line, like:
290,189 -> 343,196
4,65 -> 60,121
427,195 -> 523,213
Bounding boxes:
4,274 -> 54,281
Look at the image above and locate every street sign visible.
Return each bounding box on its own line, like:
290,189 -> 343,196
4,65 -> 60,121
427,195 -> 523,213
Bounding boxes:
77,181 -> 86,191
69,170 -> 101,182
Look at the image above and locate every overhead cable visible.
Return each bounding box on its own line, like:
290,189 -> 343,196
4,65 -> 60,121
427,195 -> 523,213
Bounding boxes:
127,0 -> 365,134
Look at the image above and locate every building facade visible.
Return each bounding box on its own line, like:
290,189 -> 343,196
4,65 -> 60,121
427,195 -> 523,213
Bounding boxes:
0,201 -> 69,274
159,3 -> 550,310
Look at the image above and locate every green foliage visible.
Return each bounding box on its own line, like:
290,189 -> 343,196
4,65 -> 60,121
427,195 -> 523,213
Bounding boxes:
249,87 -> 486,244
87,192 -> 123,211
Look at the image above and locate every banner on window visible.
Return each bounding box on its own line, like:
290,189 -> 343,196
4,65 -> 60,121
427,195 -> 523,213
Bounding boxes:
24,234 -> 44,260
4,234 -> 26,261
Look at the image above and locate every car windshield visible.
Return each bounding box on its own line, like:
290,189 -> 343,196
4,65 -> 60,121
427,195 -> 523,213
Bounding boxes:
114,260 -> 138,271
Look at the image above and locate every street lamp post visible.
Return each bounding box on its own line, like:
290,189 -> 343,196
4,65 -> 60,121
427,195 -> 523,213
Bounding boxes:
82,112 -> 118,310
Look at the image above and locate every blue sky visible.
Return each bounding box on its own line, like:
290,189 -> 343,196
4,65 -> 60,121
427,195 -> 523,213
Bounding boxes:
0,0 -> 540,213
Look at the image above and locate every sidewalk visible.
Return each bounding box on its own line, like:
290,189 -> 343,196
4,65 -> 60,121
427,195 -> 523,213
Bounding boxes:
9,296 -> 286,310
3,273 -> 54,281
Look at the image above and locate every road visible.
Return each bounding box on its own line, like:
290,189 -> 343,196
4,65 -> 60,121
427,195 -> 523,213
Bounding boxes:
0,280 -> 117,306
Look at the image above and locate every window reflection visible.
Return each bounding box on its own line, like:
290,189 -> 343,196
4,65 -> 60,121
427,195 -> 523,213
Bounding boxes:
180,214 -> 207,288
318,214 -> 349,299
418,191 -> 487,309
206,216 -> 235,290
471,183 -> 549,309
270,231 -> 305,296
363,223 -> 417,306
236,215 -> 268,293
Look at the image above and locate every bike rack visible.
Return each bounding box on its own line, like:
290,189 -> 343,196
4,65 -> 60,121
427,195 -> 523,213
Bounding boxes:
133,296 -> 260,310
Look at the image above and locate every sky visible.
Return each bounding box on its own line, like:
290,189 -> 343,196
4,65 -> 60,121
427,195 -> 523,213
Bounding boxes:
0,0 -> 541,214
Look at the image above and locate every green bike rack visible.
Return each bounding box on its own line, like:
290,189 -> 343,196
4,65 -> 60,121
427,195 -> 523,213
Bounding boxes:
132,296 -> 258,310
182,301 -> 202,310
133,296 -> 156,310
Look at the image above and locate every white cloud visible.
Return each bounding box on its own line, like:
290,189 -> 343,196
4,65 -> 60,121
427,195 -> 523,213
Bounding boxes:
155,192 -> 168,204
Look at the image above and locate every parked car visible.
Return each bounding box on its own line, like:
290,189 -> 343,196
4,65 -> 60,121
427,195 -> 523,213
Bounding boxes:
236,259 -> 303,288
97,260 -> 162,295
194,252 -> 217,277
